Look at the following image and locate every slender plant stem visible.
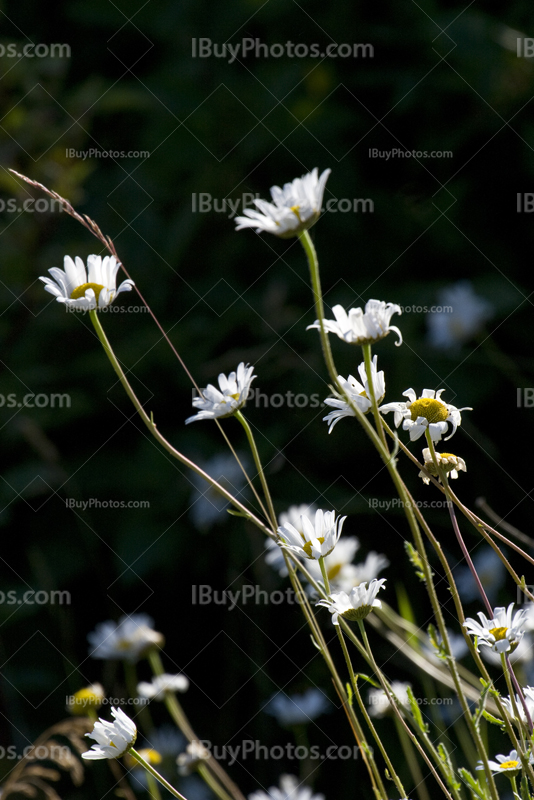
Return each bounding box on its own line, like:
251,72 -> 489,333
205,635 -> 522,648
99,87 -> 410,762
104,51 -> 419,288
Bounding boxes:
129,748 -> 188,800
362,344 -> 388,449
235,410 -> 277,531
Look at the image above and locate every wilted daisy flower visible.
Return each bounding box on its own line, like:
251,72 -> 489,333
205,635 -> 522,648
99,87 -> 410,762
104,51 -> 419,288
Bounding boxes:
82,707 -> 137,760
248,774 -> 325,800
177,741 -> 211,776
277,509 -> 346,560
265,505 -> 318,576
316,578 -> 386,625
88,614 -> 164,662
380,388 -> 471,443
464,603 -> 528,654
428,281 -> 493,350
418,448 -> 466,484
40,255 -> 134,311
265,689 -> 330,727
368,681 -> 411,718
137,674 -> 189,701
185,363 -> 256,424
476,749 -> 523,776
234,168 -> 330,238
308,300 -> 402,346
323,356 -> 386,433
67,683 -> 105,715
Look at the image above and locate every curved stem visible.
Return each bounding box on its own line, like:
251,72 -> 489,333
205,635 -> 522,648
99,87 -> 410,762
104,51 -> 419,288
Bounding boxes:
129,748 -> 188,800
234,410 -> 277,531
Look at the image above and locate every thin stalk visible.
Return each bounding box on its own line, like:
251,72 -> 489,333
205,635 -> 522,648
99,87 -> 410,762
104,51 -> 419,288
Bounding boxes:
129,748 -> 188,800
235,410 -> 277,531
362,344 -> 388,449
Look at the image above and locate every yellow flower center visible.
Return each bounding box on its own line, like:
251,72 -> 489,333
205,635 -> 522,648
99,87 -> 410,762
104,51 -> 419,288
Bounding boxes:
489,626 -> 508,641
70,282 -> 105,303
500,760 -> 519,770
327,562 -> 342,581
409,397 -> 448,424
303,536 -> 324,559
230,393 -> 240,401
290,205 -> 302,222
440,453 -> 456,459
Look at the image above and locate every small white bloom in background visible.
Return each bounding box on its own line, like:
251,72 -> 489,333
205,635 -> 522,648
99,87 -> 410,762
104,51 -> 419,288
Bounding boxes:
418,448 -> 466,484
428,281 -> 493,350
186,363 -> 256,424
501,687 -> 534,724
316,578 -> 386,625
67,683 -> 105,715
88,614 -> 164,662
40,255 -> 134,311
308,300 -> 402,346
476,749 -> 522,776
380,388 -> 471,443
190,453 -> 248,531
137,674 -> 189,701
323,356 -> 386,433
277,509 -> 346,560
368,681 -> 411,718
306,536 -> 360,587
82,707 -> 137,760
265,689 -> 330,727
248,774 -> 325,800
265,505 -> 318,576
234,168 -> 330,238
464,603 -> 527,654
341,552 -> 390,592
454,548 -> 505,604
177,741 -> 211,776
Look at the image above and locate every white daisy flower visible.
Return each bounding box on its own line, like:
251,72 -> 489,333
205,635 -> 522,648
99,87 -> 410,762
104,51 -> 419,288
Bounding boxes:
323,356 -> 386,433
464,603 -> 528,654
82,707 -> 137,760
305,536 -> 360,587
482,632 -> 534,667
418,448 -> 466,484
39,255 -> 134,311
234,168 -> 330,238
501,688 -> 534,724
316,578 -> 386,624
185,363 -> 256,424
379,388 -> 471,442
308,300 -> 402,346
368,681 -> 411,718
137,674 -> 189,701
265,689 -> 330,726
476,749 -> 523,776
277,509 -> 346,561
428,281 -> 493,350
177,741 -> 211,776
248,774 -> 324,800
88,614 -> 164,663
265,505 -> 318,576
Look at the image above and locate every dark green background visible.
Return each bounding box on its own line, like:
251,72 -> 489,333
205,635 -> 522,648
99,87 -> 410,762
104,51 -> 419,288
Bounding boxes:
1,1 -> 534,798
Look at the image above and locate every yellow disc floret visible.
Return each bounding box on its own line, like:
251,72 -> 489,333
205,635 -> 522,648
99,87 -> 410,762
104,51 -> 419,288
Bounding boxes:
409,398 -> 448,424
303,536 -> 324,559
499,760 -> 519,770
70,282 -> 105,303
489,626 -> 508,642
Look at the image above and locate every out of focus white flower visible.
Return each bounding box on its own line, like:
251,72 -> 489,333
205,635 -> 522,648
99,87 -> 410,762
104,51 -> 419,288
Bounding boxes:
248,774 -> 325,800
427,281 -> 493,349
235,169 -> 330,238
190,453 -> 248,531
501,687 -> 534,724
88,615 -> 164,662
67,683 -> 105,715
137,674 -> 189,701
368,681 -> 411,718
177,741 -> 211,776
265,689 -> 330,726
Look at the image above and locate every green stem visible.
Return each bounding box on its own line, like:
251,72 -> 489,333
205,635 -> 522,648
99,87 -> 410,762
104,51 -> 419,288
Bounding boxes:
234,410 -> 277,531
146,770 -> 163,800
362,344 -> 387,449
129,748 -> 188,800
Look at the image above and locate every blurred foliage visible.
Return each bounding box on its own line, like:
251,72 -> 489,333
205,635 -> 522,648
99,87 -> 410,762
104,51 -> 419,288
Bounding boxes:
1,0 -> 534,798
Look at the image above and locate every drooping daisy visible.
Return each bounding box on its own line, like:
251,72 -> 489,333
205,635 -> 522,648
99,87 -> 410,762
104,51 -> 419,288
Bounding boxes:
418,448 -> 466,484
82,707 -> 137,760
476,749 -> 523,776
88,614 -> 164,663
308,300 -> 402,346
137,674 -> 189,701
323,356 -> 386,433
185,363 -> 256,424
39,255 -> 134,311
67,683 -> 105,715
464,603 -> 528,654
234,168 -> 330,238
265,689 -> 330,727
316,578 -> 386,625
380,388 -> 471,443
277,509 -> 346,561
265,505 -> 318,576
248,774 -> 325,800
368,681 -> 411,718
